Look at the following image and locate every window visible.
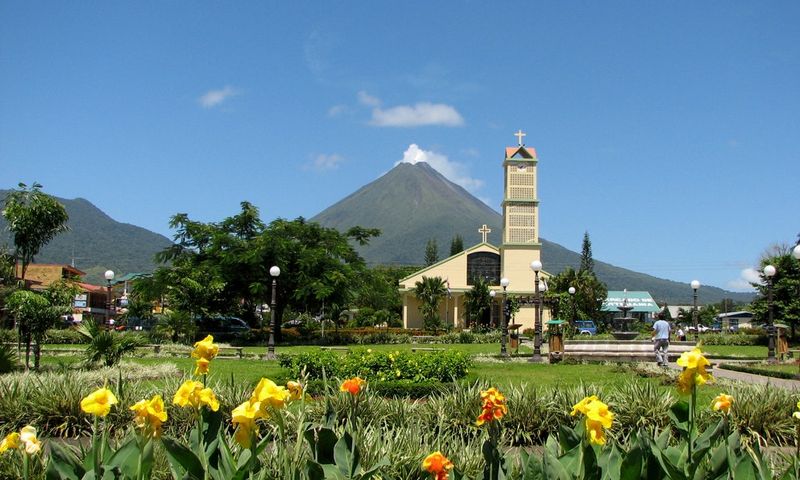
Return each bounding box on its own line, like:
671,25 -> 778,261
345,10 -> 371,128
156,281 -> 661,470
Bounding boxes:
467,252 -> 500,285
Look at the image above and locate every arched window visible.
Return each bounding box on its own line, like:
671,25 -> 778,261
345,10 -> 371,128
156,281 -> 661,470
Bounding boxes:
466,252 -> 500,286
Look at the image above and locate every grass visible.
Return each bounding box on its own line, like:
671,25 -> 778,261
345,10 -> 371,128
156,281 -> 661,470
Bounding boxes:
701,345 -> 767,358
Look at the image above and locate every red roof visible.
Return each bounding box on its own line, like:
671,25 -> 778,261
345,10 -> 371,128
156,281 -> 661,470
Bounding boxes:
76,282 -> 107,293
505,146 -> 537,159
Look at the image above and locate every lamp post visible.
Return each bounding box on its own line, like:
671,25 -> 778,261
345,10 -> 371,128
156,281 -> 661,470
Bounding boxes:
500,277 -> 510,357
104,270 -> 115,326
267,266 -> 280,359
568,286 -> 576,328
764,265 -> 776,363
691,280 -> 700,342
489,290 -> 496,328
529,261 -> 543,362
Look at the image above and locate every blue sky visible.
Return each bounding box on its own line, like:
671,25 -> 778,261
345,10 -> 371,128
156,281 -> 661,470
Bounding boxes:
1,2 -> 798,292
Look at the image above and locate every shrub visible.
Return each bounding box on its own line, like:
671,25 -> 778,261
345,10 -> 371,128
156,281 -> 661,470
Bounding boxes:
44,328 -> 85,344
700,333 -> 766,346
279,348 -> 472,383
0,342 -> 17,374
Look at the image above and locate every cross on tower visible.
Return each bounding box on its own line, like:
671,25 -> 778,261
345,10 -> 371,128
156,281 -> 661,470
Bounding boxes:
514,129 -> 526,146
478,224 -> 492,243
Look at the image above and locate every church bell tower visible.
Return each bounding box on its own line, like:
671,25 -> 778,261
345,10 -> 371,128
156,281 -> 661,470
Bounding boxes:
500,130 -> 542,289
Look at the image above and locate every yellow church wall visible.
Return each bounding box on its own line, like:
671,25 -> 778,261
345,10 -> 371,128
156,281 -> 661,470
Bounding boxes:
398,243 -> 499,291
402,291 -> 465,329
499,246 -> 543,293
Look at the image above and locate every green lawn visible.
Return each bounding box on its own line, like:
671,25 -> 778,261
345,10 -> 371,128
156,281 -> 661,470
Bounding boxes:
700,345 -> 767,358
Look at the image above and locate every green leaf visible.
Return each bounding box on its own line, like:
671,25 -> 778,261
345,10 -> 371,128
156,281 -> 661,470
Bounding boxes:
357,457 -> 389,480
334,432 -> 359,478
519,450 -> 545,480
105,436 -> 142,479
46,442 -> 85,480
668,401 -> 690,437
619,443 -> 642,480
304,425 -> 338,464
305,460 -> 325,480
558,423 -> 582,452
542,448 -> 570,480
162,436 -> 205,480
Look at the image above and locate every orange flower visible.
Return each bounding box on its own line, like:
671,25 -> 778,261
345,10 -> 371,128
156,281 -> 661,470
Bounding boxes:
340,377 -> 366,395
711,394 -> 733,414
422,451 -> 454,480
476,387 -> 507,426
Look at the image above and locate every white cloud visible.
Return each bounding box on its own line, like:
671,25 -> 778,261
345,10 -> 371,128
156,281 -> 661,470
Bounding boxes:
357,91 -> 381,107
305,153 -> 344,172
198,86 -> 239,108
395,144 -> 483,191
726,268 -> 760,290
327,105 -> 350,117
372,102 -> 464,127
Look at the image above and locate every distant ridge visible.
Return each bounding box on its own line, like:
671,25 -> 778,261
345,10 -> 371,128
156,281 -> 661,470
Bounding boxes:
0,189 -> 172,284
312,163 -> 753,305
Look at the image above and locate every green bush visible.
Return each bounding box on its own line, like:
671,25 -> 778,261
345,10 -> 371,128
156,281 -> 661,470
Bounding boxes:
0,343 -> 17,374
278,348 -> 472,382
44,327 -> 86,344
718,363 -> 798,380
700,333 -> 766,346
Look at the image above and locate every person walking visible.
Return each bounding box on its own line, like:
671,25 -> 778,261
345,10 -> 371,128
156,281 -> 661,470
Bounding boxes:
677,326 -> 686,342
652,313 -> 671,367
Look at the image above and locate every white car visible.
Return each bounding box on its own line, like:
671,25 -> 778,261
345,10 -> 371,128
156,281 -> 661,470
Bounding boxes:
686,325 -> 710,333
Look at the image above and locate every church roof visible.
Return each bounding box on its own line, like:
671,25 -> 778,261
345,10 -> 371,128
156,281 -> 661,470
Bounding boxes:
398,242 -> 499,284
505,146 -> 537,159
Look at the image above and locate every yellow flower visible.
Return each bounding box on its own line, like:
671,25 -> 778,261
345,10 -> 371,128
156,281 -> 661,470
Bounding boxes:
340,377 -> 367,395
173,380 -> 220,411
794,400 -> 800,420
191,335 -> 219,361
130,395 -> 168,438
586,419 -> 607,445
570,395 -> 613,446
194,358 -> 210,376
251,378 -> 290,409
675,348 -> 713,394
0,432 -> 20,453
287,381 -> 303,401
232,399 -> 264,448
585,399 -> 613,429
19,426 -> 40,455
571,395 -> 599,417
80,387 -> 119,417
711,394 -> 734,414
233,423 -> 254,448
422,451 -> 454,480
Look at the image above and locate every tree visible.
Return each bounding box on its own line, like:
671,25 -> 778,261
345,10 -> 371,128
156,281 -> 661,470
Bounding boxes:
450,235 -> 464,256
143,204 -> 380,343
750,243 -> 800,337
544,267 -> 607,323
463,277 -> 492,328
2,182 -> 69,282
425,239 -> 439,266
579,231 -> 594,275
413,276 -> 446,331
76,319 -> 143,367
6,279 -> 79,369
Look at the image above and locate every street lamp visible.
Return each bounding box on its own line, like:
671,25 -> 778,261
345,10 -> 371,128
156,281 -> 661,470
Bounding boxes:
489,290 -> 496,328
691,280 -> 700,342
529,260 -> 543,362
104,270 -> 115,326
793,244 -> 800,261
267,266 -> 280,359
568,286 -> 577,328
500,277 -> 510,357
764,265 -> 776,362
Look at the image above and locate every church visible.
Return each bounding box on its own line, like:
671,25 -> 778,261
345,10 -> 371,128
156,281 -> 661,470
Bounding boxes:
399,131 -> 552,331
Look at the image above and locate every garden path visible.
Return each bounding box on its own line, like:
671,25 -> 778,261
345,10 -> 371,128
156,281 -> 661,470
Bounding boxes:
667,363 -> 800,390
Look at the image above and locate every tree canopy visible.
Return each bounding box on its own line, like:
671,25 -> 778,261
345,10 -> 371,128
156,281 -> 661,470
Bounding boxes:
544,267 -> 607,322
749,242 -> 800,336
2,182 -> 69,281
138,203 -> 380,338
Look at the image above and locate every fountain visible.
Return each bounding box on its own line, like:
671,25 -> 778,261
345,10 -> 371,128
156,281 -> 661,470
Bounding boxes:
611,290 -> 638,340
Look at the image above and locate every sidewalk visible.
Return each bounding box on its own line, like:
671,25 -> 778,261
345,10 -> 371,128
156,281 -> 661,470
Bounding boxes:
668,363 -> 800,390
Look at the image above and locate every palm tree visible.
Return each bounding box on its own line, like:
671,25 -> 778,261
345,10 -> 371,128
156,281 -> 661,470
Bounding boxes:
76,319 -> 143,367
413,276 -> 447,331
463,277 -> 492,329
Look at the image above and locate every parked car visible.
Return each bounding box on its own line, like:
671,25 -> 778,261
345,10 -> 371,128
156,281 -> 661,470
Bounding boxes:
686,325 -> 710,333
196,316 -> 250,333
574,320 -> 597,335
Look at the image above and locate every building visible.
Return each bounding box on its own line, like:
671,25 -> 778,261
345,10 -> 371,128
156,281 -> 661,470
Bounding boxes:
602,290 -> 661,321
14,263 -> 113,323
714,311 -> 754,331
399,131 -> 551,330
